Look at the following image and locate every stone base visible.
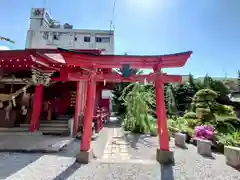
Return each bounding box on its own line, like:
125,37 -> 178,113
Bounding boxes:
156,148 -> 174,165
175,133 -> 187,148
224,146 -> 240,168
76,148 -> 94,164
197,139 -> 212,157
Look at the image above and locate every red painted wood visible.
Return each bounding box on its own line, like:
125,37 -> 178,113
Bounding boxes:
0,49 -> 192,70
100,98 -> 110,113
80,75 -> 96,151
53,73 -> 182,83
58,51 -> 192,69
29,84 -> 44,132
73,81 -> 81,136
154,69 -> 169,151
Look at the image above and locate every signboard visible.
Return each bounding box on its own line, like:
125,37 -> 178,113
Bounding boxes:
102,90 -> 112,99
31,8 -> 44,19
30,8 -> 52,25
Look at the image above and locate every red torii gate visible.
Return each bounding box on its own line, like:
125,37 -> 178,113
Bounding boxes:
54,48 -> 192,164
0,48 -> 192,164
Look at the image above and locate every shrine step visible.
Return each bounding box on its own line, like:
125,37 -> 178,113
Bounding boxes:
39,127 -> 68,131
40,120 -> 69,124
0,127 -> 29,132
39,126 -> 69,136
20,123 -> 68,128
19,120 -> 69,136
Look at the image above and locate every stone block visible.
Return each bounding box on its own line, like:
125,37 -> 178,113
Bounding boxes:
224,146 -> 240,168
156,148 -> 174,165
76,148 -> 94,164
175,133 -> 187,148
197,139 -> 212,156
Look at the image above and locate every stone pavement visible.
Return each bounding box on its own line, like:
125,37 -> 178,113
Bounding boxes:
0,135 -> 74,152
101,127 -> 130,161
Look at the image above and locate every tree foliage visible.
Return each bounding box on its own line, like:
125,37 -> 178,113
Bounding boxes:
120,83 -> 155,133
112,68 -> 142,118
0,36 -> 14,43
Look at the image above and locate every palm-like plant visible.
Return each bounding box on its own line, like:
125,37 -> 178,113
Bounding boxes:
112,67 -> 142,118
0,36 -> 14,43
165,83 -> 178,117
120,83 -> 155,133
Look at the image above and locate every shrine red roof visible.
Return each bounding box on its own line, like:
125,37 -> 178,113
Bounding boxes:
0,48 -> 192,70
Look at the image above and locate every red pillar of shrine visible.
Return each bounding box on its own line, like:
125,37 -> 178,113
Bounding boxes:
80,75 -> 96,151
73,81 -> 81,136
29,84 -> 44,132
154,67 -> 170,151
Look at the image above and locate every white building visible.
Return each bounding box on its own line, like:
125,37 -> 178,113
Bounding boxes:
25,8 -> 114,113
25,8 -> 114,54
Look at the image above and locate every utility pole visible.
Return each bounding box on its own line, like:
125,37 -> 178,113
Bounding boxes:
238,70 -> 240,92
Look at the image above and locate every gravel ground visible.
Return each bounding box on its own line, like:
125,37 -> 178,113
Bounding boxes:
62,135 -> 240,180
64,161 -> 160,180
0,125 -> 239,180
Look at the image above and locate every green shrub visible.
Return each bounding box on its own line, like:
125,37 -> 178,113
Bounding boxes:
183,112 -> 197,119
215,116 -> 238,133
216,130 -> 240,147
214,105 -> 235,116
186,118 -> 199,128
150,128 -> 158,136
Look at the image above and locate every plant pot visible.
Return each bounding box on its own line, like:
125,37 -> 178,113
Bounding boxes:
224,146 -> 240,168
180,131 -> 191,143
175,132 -> 187,148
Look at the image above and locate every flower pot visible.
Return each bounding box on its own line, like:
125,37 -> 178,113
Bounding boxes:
224,146 -> 240,168
175,132 -> 187,148
180,131 -> 191,143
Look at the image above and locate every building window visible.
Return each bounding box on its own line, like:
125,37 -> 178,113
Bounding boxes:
95,37 -> 102,43
53,32 -> 60,40
84,36 -> 91,42
42,32 -> 49,40
102,37 -> 110,43
96,37 -> 110,43
74,37 -> 77,41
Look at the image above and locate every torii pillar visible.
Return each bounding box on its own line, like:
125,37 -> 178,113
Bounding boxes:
76,73 -> 96,164
154,66 -> 174,164
73,81 -> 87,137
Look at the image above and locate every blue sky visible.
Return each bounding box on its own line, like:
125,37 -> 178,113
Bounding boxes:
0,0 -> 239,78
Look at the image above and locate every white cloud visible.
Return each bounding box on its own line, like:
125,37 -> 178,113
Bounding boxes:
0,46 -> 10,50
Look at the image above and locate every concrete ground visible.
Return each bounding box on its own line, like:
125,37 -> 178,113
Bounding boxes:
0,119 -> 239,180
0,135 -> 74,152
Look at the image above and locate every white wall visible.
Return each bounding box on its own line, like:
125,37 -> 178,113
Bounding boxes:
26,29 -> 114,54
26,8 -> 114,54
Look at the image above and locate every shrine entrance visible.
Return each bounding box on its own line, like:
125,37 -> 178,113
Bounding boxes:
53,48 -> 192,164
0,48 -> 192,164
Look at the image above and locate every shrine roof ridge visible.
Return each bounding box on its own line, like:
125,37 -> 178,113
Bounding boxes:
0,48 -> 192,58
